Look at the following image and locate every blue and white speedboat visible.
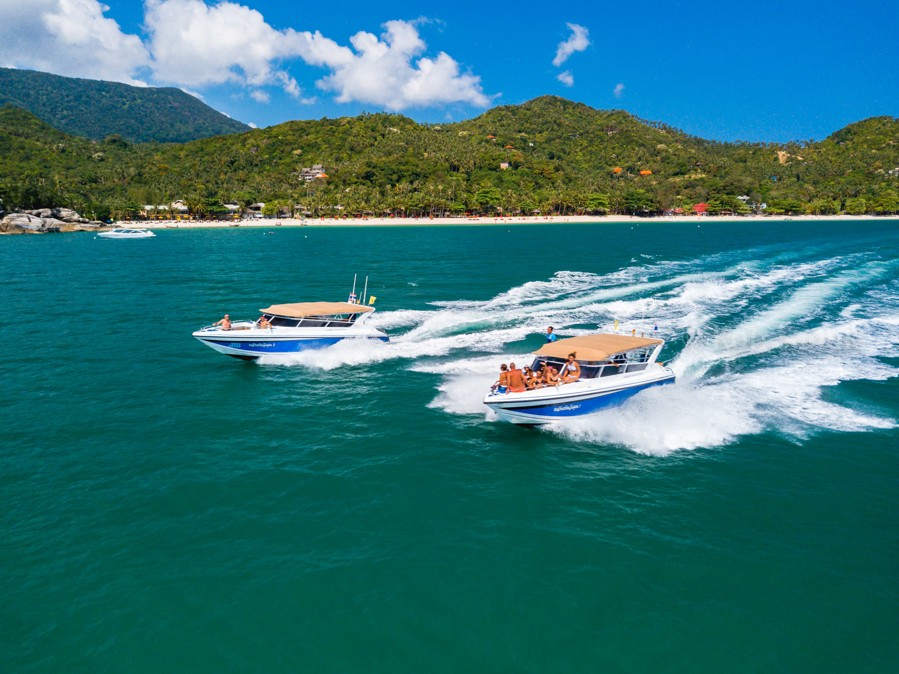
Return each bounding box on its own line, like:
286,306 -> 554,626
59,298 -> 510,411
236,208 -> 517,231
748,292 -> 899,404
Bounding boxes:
484,333 -> 675,425
193,301 -> 388,360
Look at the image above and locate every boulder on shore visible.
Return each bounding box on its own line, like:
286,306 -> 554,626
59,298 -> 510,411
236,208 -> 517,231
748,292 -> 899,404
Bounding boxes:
1,211 -> 105,234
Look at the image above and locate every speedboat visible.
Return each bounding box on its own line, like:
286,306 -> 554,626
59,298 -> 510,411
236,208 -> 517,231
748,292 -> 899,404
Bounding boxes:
483,333 -> 675,425
97,228 -> 156,239
192,301 -> 389,360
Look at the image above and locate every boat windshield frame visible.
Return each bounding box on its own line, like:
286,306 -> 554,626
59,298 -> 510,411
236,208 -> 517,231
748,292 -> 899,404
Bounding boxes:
531,345 -> 658,380
263,312 -> 360,329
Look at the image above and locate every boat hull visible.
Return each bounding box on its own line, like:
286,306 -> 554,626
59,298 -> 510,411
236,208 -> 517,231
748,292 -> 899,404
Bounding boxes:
485,372 -> 675,425
193,331 -> 388,359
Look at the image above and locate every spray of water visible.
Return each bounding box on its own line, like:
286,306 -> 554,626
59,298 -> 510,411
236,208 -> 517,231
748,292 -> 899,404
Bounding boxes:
260,244 -> 899,454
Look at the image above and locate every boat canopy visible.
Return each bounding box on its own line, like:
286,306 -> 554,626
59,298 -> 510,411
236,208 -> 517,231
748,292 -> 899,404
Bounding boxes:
260,302 -> 374,318
532,334 -> 662,361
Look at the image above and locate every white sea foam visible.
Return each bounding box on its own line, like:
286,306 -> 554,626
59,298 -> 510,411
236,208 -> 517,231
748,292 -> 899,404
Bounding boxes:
264,246 -> 899,453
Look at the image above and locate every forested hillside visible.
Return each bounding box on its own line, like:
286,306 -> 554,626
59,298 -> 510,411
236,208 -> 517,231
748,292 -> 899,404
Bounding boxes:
0,96 -> 896,220
0,68 -> 249,143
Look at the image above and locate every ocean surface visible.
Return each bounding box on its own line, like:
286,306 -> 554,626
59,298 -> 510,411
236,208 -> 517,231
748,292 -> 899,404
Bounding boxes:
2,219 -> 898,672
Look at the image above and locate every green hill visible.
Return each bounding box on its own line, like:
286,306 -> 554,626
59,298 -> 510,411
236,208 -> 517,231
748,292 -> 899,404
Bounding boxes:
0,96 -> 896,219
0,68 -> 249,143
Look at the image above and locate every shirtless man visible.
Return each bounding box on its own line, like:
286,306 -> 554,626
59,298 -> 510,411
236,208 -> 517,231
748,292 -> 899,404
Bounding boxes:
213,314 -> 231,330
507,363 -> 528,392
257,315 -> 272,329
560,353 -> 581,383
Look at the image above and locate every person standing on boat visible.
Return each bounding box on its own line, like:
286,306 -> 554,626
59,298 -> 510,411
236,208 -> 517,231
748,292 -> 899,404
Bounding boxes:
545,326 -> 557,342
560,353 -> 581,383
213,314 -> 232,330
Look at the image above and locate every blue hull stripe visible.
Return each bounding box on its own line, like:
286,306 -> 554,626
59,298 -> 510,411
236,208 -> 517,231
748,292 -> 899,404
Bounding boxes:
494,378 -> 673,419
200,336 -> 388,354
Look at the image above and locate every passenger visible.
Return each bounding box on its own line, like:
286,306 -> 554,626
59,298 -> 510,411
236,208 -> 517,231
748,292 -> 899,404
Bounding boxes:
212,314 -> 232,330
507,363 -> 528,392
523,367 -> 537,389
257,315 -> 272,329
545,326 -> 558,342
495,364 -> 510,393
544,365 -> 560,386
531,363 -> 547,388
560,352 -> 581,383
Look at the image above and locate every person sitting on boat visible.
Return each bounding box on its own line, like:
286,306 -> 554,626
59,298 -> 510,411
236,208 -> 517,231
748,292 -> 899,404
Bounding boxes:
212,314 -> 231,330
507,363 -> 529,392
523,366 -> 538,389
544,365 -> 560,387
257,315 -> 272,329
545,326 -> 557,342
495,364 -> 510,393
560,353 -> 581,383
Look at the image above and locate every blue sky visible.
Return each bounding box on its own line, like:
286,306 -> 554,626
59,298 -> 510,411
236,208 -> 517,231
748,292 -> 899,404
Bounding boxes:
1,0 -> 897,142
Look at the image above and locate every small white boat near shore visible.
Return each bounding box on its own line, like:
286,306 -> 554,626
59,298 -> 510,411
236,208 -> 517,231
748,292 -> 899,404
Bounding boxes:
97,228 -> 155,239
484,333 -> 675,425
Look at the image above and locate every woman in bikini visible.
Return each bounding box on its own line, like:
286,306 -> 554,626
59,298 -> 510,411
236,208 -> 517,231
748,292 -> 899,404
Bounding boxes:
560,352 -> 581,383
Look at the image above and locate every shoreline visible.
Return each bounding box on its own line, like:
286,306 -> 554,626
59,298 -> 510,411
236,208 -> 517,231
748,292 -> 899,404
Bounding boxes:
129,214 -> 899,229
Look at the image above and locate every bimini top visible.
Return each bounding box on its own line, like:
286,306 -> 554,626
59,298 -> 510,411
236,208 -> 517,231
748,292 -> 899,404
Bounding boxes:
261,302 -> 375,318
532,333 -> 662,361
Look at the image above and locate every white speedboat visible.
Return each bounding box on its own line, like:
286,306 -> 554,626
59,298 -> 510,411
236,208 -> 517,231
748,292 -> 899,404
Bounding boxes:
484,333 -> 675,425
97,228 -> 156,239
193,301 -> 388,360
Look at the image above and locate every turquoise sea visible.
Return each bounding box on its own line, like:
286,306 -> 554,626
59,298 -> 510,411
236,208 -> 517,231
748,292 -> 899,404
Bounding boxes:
2,219 -> 898,672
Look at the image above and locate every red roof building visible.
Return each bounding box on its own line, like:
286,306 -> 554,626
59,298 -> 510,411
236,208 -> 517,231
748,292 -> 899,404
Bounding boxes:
693,203 -> 708,213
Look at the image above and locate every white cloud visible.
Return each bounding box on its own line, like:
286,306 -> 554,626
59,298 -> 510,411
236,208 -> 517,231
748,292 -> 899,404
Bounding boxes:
181,87 -> 203,99
556,71 -> 574,87
613,83 -> 625,99
0,0 -> 150,85
144,0 -> 308,98
304,20 -> 491,110
552,23 -> 590,67
0,1 -> 491,111
248,122 -> 258,128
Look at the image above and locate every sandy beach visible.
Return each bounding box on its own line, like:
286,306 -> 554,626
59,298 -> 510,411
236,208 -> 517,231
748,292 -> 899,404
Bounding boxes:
131,214 -> 897,229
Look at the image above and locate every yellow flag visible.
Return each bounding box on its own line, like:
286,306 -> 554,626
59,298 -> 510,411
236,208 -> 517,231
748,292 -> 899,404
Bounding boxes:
369,296 -> 377,304
614,320 -> 618,331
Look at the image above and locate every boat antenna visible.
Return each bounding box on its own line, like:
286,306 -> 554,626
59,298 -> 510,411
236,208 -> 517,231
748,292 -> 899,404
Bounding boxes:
362,275 -> 369,307
351,274 -> 357,304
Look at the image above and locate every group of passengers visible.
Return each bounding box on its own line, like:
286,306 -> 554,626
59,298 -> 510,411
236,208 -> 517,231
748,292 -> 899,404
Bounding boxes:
211,313 -> 274,330
495,352 -> 581,393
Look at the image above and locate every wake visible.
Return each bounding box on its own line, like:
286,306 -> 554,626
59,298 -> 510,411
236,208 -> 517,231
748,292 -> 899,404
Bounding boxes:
259,242 -> 899,455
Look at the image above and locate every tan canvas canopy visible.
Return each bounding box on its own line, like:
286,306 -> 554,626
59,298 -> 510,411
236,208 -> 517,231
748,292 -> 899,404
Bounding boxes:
261,302 -> 374,318
532,333 -> 662,361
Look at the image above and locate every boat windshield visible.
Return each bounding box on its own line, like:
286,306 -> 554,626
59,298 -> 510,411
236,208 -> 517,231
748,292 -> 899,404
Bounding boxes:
264,313 -> 359,328
531,349 -> 653,379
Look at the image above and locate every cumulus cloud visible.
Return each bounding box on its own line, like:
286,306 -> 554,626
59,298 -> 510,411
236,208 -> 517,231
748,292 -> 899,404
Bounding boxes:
304,20 -> 491,110
0,1 -> 492,111
248,122 -> 258,128
144,0 -> 309,98
556,71 -> 574,87
552,23 -> 590,67
0,0 -> 150,85
613,83 -> 625,99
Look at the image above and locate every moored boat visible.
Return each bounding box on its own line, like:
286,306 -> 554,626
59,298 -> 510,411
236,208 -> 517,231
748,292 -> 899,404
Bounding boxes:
97,228 -> 155,239
483,333 -> 675,425
192,300 -> 388,360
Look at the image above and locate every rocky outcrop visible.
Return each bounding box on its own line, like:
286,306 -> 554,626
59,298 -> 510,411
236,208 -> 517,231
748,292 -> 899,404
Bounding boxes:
1,209 -> 103,234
